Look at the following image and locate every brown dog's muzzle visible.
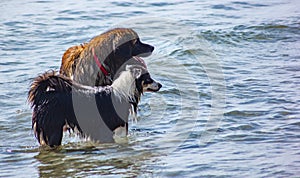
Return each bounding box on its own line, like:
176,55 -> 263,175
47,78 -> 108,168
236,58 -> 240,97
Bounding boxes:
132,39 -> 154,57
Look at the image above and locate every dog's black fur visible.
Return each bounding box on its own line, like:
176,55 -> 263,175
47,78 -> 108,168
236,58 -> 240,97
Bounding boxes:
28,66 -> 161,147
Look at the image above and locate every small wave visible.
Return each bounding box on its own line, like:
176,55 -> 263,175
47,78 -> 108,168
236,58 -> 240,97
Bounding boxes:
211,4 -> 237,11
202,22 -> 298,46
225,110 -> 268,117
231,1 -> 268,7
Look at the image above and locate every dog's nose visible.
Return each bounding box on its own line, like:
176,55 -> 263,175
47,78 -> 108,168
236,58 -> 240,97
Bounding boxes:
150,45 -> 154,52
158,82 -> 162,89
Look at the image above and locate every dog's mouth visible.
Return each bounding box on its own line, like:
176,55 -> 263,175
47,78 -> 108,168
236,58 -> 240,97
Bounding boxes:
146,88 -> 160,92
136,52 -> 152,58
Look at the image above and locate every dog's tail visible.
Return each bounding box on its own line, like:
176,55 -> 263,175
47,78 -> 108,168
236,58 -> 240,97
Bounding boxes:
28,71 -> 72,106
28,71 -> 81,147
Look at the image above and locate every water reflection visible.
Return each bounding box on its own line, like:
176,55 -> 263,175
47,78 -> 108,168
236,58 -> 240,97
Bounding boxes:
34,143 -> 159,177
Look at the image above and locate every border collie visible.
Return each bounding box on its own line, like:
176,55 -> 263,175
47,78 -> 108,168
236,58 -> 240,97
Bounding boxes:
28,65 -> 161,147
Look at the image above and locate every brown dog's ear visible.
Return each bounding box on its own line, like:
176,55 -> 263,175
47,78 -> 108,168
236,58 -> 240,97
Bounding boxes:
112,35 -> 116,53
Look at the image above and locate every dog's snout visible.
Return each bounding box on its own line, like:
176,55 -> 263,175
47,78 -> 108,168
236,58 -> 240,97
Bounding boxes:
145,81 -> 162,92
139,44 -> 154,57
149,45 -> 154,52
157,82 -> 162,89
132,41 -> 154,57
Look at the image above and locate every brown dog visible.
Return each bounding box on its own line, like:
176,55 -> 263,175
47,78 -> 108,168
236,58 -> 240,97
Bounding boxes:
60,28 -> 154,86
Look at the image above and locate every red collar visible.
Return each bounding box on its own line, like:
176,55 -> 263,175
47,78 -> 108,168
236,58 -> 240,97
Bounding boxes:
92,48 -> 109,76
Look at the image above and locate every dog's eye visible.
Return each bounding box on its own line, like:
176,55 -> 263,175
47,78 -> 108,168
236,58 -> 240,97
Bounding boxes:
144,78 -> 152,84
132,39 -> 137,45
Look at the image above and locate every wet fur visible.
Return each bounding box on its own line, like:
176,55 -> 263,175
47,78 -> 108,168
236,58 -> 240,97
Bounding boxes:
28,66 -> 161,147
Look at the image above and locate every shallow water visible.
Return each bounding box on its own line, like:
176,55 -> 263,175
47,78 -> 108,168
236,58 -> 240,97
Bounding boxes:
1,0 -> 300,177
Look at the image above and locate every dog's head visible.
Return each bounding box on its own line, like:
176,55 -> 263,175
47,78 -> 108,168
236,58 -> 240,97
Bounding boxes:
112,64 -> 161,103
125,64 -> 162,95
122,64 -> 162,115
108,28 -> 154,59
136,72 -> 162,93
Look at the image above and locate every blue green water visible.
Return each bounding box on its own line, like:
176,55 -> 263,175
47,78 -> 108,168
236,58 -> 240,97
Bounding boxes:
1,0 -> 299,177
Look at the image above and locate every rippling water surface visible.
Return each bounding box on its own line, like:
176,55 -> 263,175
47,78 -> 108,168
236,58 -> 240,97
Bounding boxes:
1,0 -> 300,177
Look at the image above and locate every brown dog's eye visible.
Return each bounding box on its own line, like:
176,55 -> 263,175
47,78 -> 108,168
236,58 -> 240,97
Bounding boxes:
132,39 -> 137,45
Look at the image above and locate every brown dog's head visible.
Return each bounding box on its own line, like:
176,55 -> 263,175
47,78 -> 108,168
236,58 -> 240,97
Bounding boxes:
103,28 -> 154,62
92,28 -> 154,85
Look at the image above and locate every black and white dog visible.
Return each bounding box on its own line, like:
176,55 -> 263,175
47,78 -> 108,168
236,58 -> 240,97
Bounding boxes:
28,65 -> 162,147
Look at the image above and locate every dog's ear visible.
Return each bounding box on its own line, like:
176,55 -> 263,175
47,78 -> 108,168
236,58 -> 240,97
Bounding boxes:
112,37 -> 116,52
125,65 -> 132,71
126,65 -> 142,79
132,68 -> 142,79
